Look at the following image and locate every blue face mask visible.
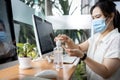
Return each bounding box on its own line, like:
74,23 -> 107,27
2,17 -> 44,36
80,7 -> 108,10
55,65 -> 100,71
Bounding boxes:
0,31 -> 8,42
92,18 -> 107,33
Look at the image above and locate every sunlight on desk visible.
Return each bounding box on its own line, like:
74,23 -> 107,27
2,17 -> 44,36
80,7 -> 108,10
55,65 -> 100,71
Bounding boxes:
0,58 -> 80,80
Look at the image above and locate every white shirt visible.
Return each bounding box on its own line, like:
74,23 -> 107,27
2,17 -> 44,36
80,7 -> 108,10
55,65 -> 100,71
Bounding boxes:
87,28 -> 120,80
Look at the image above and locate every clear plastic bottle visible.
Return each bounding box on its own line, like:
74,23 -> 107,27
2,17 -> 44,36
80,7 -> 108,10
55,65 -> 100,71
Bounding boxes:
54,40 -> 63,69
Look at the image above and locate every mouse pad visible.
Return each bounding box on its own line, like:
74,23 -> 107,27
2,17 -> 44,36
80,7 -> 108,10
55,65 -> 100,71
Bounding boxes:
21,76 -> 52,80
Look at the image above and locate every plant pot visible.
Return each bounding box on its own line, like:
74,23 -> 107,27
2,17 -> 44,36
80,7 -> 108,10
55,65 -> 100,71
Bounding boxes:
18,57 -> 32,69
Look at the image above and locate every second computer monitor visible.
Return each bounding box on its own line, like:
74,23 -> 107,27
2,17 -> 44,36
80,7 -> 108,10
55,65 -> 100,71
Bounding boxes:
32,15 -> 55,57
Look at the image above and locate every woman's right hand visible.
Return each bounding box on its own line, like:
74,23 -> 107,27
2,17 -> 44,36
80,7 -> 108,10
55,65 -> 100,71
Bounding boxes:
54,34 -> 78,49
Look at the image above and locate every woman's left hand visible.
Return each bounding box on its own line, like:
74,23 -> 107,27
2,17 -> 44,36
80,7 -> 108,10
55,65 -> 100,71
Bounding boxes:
64,48 -> 84,58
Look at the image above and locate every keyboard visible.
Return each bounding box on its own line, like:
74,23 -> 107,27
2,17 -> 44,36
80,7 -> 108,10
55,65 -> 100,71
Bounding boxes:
32,53 -> 77,64
63,54 -> 77,64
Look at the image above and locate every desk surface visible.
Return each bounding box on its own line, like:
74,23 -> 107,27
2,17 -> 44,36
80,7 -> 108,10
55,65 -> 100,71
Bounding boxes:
0,58 -> 80,80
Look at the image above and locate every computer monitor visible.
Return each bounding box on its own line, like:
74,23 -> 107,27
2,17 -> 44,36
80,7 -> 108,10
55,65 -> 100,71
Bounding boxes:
32,15 -> 55,57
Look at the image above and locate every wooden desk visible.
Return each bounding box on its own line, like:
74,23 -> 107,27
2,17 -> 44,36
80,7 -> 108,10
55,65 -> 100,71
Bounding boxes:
0,58 -> 80,80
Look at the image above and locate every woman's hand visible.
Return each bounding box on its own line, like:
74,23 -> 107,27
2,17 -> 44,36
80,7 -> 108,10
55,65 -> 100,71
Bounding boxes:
64,48 -> 84,58
54,34 -> 70,43
54,34 -> 79,49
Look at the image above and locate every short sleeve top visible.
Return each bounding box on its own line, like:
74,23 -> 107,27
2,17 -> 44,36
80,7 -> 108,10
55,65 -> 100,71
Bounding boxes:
86,28 -> 120,80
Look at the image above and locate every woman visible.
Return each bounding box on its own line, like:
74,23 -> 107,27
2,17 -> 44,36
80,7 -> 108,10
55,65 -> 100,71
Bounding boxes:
55,0 -> 120,80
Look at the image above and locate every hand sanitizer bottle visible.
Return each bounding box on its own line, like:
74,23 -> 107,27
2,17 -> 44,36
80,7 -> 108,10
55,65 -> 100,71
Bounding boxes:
54,40 -> 63,69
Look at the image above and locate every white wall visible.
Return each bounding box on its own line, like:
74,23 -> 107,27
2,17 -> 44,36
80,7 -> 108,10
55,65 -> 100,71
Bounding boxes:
114,2 -> 120,12
46,15 -> 92,30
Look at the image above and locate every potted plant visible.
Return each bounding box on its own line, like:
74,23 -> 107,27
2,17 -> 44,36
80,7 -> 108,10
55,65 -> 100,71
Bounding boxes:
17,42 -> 37,69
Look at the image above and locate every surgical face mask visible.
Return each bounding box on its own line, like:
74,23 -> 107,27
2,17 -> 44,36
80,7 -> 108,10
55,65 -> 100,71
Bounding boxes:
92,18 -> 107,33
0,31 -> 8,42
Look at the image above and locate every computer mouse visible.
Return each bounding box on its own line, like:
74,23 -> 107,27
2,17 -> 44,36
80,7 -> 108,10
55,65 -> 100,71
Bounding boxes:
34,70 -> 58,79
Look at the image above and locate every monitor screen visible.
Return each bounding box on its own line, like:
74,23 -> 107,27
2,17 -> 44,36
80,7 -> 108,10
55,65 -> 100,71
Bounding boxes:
32,15 -> 55,56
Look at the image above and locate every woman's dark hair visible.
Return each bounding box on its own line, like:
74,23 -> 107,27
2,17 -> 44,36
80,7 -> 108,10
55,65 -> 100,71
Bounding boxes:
90,0 -> 120,32
0,19 -> 5,31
